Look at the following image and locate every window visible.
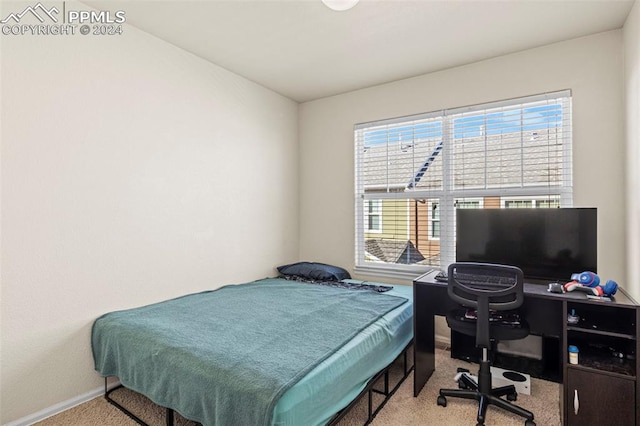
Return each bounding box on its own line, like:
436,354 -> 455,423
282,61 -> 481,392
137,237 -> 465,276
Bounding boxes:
428,201 -> 440,240
504,199 -> 533,209
502,196 -> 561,209
456,199 -> 483,209
354,91 -> 572,276
364,200 -> 382,232
429,198 -> 482,240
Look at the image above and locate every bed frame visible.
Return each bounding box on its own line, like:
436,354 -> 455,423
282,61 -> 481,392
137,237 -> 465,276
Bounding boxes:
104,340 -> 414,426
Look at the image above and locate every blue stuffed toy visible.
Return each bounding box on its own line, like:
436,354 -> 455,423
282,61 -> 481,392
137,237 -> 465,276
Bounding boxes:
563,271 -> 618,296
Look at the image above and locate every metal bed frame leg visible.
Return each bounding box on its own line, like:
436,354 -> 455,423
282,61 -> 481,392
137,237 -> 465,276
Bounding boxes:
328,340 -> 415,426
403,348 -> 409,375
166,407 -> 174,426
105,380 -> 147,425
105,378 -> 175,426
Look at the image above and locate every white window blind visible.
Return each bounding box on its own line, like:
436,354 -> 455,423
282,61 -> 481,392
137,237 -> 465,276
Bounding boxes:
354,91 -> 572,276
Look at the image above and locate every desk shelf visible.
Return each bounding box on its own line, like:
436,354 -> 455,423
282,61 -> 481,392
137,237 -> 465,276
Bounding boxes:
565,300 -> 639,425
567,348 -> 636,378
567,302 -> 637,336
567,325 -> 635,340
566,302 -> 637,379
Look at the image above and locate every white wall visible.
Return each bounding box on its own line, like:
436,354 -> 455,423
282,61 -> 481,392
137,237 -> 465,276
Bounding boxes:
299,31 -> 627,337
624,0 -> 640,302
0,2 -> 299,423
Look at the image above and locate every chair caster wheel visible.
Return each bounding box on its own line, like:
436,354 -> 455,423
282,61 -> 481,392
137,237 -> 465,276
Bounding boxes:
457,367 -> 470,373
507,392 -> 517,401
525,420 -> 536,426
437,395 -> 447,407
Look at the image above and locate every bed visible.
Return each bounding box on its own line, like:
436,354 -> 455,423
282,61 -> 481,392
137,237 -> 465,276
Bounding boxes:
92,270 -> 414,426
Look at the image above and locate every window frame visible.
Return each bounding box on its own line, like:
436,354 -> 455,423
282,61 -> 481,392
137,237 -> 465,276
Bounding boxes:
354,91 -> 573,279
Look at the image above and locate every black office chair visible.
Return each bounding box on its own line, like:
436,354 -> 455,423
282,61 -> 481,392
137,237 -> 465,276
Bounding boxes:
437,262 -> 535,426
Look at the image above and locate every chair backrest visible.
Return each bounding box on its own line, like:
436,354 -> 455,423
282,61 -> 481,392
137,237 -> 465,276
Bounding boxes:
447,262 -> 525,348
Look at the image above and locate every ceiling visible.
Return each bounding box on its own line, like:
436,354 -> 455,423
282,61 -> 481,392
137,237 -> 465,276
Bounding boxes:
84,0 -> 636,103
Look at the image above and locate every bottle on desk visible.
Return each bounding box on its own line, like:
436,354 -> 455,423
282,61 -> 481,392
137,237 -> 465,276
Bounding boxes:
569,345 -> 579,365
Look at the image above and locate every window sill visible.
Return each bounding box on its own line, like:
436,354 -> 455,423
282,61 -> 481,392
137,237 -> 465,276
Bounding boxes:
353,264 -> 437,283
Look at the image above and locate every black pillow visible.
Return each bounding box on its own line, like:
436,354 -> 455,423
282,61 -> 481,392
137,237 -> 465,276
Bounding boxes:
277,262 -> 351,282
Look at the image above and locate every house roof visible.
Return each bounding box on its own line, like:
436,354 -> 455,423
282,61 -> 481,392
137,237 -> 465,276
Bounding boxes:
365,239 -> 425,265
362,127 -> 564,194
363,139 -> 440,191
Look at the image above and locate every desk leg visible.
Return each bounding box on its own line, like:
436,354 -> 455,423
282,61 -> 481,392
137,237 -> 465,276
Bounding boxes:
413,284 -> 437,397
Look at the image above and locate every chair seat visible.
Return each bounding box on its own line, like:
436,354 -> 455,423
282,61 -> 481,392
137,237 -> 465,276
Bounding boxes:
446,308 -> 530,342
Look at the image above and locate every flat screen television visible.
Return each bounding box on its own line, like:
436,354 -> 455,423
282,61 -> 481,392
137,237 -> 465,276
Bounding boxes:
456,208 -> 597,283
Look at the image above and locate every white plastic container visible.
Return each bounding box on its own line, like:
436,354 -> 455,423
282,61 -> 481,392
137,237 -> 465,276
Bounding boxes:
568,345 -> 579,365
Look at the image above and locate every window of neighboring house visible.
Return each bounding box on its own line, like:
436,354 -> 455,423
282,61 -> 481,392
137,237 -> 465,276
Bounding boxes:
456,199 -> 483,209
429,198 -> 482,240
354,90 -> 573,276
504,199 -> 533,208
502,196 -> 561,209
364,200 -> 382,232
428,200 -> 440,240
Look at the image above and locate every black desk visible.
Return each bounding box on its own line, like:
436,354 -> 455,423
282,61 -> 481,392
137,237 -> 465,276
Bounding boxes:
413,270 -> 640,425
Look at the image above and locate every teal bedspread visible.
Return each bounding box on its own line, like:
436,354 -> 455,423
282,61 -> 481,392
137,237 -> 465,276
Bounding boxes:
92,278 -> 408,426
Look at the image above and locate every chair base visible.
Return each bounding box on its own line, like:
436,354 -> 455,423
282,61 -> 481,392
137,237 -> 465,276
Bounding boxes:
437,363 -> 535,426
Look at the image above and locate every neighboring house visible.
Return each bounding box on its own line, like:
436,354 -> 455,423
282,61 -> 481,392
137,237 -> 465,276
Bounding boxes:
362,125 -> 564,266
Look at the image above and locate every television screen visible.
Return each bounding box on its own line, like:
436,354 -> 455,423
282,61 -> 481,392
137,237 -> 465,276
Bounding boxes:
456,208 -> 597,283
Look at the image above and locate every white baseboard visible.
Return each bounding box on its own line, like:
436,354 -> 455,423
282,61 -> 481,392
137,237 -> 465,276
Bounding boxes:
5,381 -> 120,426
436,335 -> 451,349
